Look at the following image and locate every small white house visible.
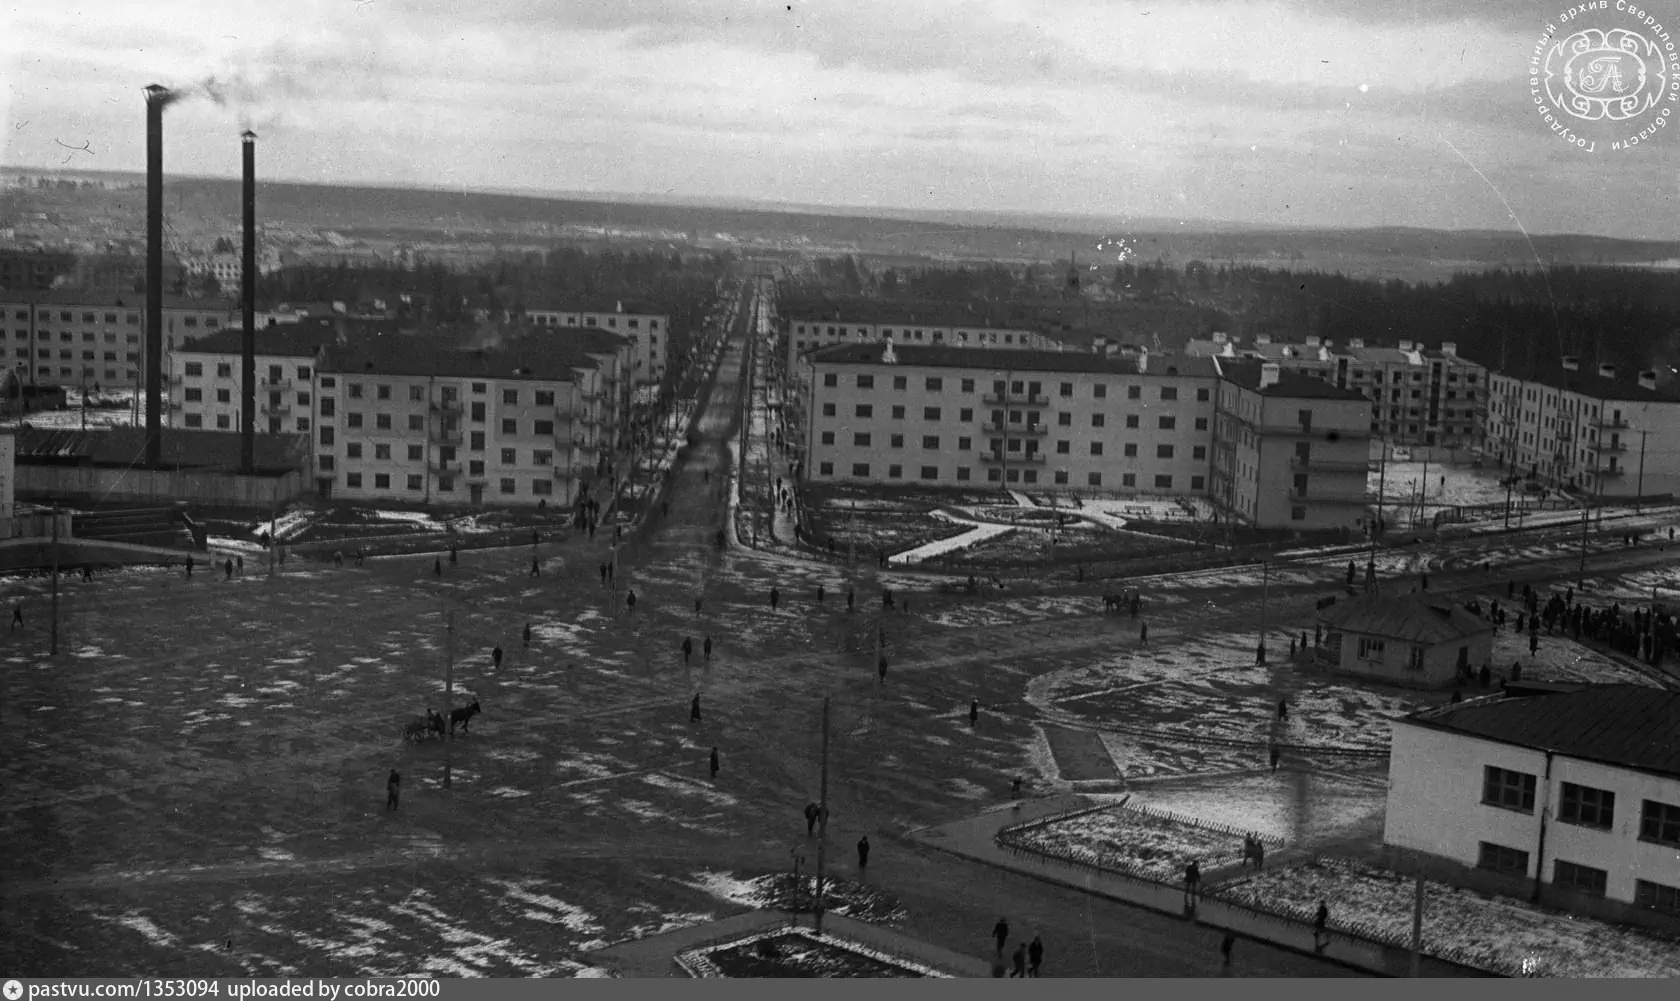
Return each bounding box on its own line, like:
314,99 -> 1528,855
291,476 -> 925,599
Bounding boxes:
1384,683 -> 1680,932
1318,592 -> 1494,689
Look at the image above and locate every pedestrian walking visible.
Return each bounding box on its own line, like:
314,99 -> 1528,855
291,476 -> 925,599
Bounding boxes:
224,559 -> 233,580
1277,698 -> 1289,721
600,562 -> 609,585
491,645 -> 503,670
522,622 -> 532,649
847,589 -> 855,612
992,918 -> 1010,956
1269,744 -> 1280,771
704,636 -> 713,661
1529,631 -> 1539,656
10,604 -> 23,630
991,955 -> 1006,978
969,698 -> 979,727
532,529 -> 540,547
186,555 -> 194,577
1313,900 -> 1330,951
1220,932 -> 1235,967
815,584 -> 825,603
626,590 -> 637,615
530,556 -> 541,577
878,656 -> 888,682
708,746 -> 719,780
1010,943 -> 1027,978
1012,776 -> 1023,799
449,545 -> 458,565
694,596 -> 703,615
433,558 -> 442,577
355,547 -> 365,567
856,835 -> 869,872
682,636 -> 693,665
386,769 -> 401,811
1028,935 -> 1043,977
1140,622 -> 1149,645
236,555 -> 244,575
334,550 -> 344,569
1184,859 -> 1202,903
691,693 -> 702,722
805,801 -> 820,836
770,587 -> 780,611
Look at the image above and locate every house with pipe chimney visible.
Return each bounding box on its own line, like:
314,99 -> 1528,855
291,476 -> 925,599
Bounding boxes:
1484,360 -> 1680,501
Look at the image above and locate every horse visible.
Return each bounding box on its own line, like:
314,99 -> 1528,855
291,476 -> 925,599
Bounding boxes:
450,699 -> 482,734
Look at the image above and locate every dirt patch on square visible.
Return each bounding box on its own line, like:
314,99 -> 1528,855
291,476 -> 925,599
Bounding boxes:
1040,724 -> 1121,782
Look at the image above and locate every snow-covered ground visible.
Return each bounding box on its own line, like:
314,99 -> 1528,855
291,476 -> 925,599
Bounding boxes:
1007,803 -> 1280,881
890,514 -> 1013,565
1211,855 -> 1680,978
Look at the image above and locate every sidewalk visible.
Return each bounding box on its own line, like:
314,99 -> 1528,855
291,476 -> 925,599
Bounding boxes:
901,797 -> 1497,978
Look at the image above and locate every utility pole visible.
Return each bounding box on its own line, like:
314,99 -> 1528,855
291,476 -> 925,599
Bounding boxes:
444,609 -> 455,789
50,505 -> 60,656
813,695 -> 831,933
1411,858 -> 1425,978
1374,438 -> 1387,538
1636,428 -> 1648,512
1418,454 -> 1429,529
1578,503 -> 1589,590
1257,559 -> 1269,665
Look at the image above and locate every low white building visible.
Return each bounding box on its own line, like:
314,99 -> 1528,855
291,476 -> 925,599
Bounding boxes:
1384,684 -> 1680,932
168,327 -> 337,437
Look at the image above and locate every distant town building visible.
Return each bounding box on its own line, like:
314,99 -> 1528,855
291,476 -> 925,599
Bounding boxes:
522,302 -> 668,386
1384,684 -> 1680,932
1484,359 -> 1680,501
1316,592 -> 1495,688
1185,334 -> 1488,451
0,248 -> 77,291
167,326 -> 338,437
0,289 -> 236,389
1209,358 -> 1373,531
181,248 -> 282,286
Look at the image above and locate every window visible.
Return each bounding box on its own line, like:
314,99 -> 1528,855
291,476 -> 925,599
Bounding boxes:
1552,860 -> 1607,897
1191,475 -> 1205,490
471,401 -> 486,422
1482,766 -> 1537,813
890,434 -> 904,448
376,414 -> 392,430
500,448 -> 517,464
1158,416 -> 1176,430
1094,384 -> 1107,399
1193,446 -> 1207,460
851,462 -> 870,477
1157,444 -> 1174,458
1406,647 -> 1425,671
1121,443 -> 1137,457
1154,475 -> 1172,488
374,444 -> 392,461
1127,385 -> 1141,400
184,388 -> 203,402
320,427 -> 335,446
408,414 -> 424,431
856,374 -> 874,389
822,403 -> 837,417
959,408 -> 974,421
535,390 -> 554,406
1635,880 -> 1680,915
407,474 -> 423,491
470,431 -> 485,451
922,435 -> 939,449
854,433 -> 871,447
371,473 -> 390,490
346,472 -> 363,489
1195,417 -> 1208,431
819,461 -> 834,475
534,449 -> 553,466
821,431 -> 835,445
1056,412 -> 1072,427
1642,800 -> 1680,845
216,389 -> 231,404
1092,413 -> 1105,428
956,466 -> 971,481
534,419 -> 554,436
1357,637 -> 1385,660
1126,414 -> 1140,429
502,389 -> 519,405
410,385 -> 425,401
501,419 -> 517,435
1056,440 -> 1070,454
960,378 -> 975,392
888,464 -> 903,479
1059,382 -> 1073,397
346,443 -> 362,459
1090,442 -> 1103,456
1477,842 -> 1530,874
347,413 -> 363,428
957,437 -> 971,451
1559,783 -> 1615,829
924,407 -> 941,420
892,375 -> 907,390
184,362 -> 203,377
1087,472 -> 1102,486
184,413 -> 204,428
820,372 -> 834,386
855,404 -> 872,418
467,459 -> 482,476
408,445 -> 423,461
926,377 -> 943,391
317,454 -> 334,471
348,383 -> 363,399
1161,387 -> 1178,401
1196,388 -> 1210,402
377,384 -> 391,400
891,405 -> 906,420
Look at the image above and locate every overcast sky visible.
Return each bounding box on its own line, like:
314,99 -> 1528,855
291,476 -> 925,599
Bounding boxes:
3,0 -> 1676,237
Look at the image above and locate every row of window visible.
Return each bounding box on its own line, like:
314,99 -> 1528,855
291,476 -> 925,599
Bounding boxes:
1482,766 -> 1680,842
338,471 -> 556,496
814,462 -> 1203,489
10,331 -> 142,343
323,413 -> 561,438
327,443 -> 557,466
181,413 -> 309,433
1477,841 -> 1679,913
8,309 -> 140,324
15,348 -> 138,361
14,365 -> 135,381
817,431 -> 1203,460
527,313 -> 658,330
816,402 -> 1206,431
820,372 -> 1209,402
182,362 -> 311,381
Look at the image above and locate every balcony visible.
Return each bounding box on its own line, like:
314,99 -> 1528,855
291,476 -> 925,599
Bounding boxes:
1289,486 -> 1369,504
983,422 -> 1049,437
1592,416 -> 1630,430
1599,465 -> 1627,478
260,402 -> 292,417
429,426 -> 464,446
466,467 -> 488,483
429,399 -> 464,416
1594,439 -> 1628,453
1290,455 -> 1371,473
982,392 -> 1050,407
429,462 -> 462,477
259,377 -> 294,391
979,451 -> 1047,465
168,400 -> 182,411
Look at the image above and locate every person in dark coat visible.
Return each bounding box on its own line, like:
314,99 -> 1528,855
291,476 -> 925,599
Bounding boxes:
1220,932 -> 1235,967
682,636 -> 693,665
1027,936 -> 1043,977
491,645 -> 503,670
805,801 -> 820,836
523,622 -> 532,649
969,698 -> 979,727
9,604 -> 20,630
626,590 -> 637,615
704,636 -> 713,661
708,746 -> 719,779
1010,943 -> 1028,978
433,558 -> 442,577
386,769 -> 401,811
1184,859 -> 1202,902
691,694 -> 702,722
992,918 -> 1010,956
856,835 -> 869,872
770,587 -> 780,611
186,555 -> 194,577
1140,622 -> 1149,645
847,589 -> 855,612
530,556 -> 541,577
694,596 -> 703,614
878,656 -> 888,682
225,559 -> 234,580
600,562 -> 609,585
1313,900 -> 1330,951
1012,776 -> 1023,799
816,584 -> 825,603
1277,698 -> 1289,721
1269,744 -> 1280,771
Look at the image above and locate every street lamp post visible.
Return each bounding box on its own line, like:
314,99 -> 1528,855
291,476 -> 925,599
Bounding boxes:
1257,559 -> 1269,665
1635,428 -> 1649,513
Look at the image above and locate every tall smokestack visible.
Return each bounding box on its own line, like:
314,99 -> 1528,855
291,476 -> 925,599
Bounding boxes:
144,85 -> 171,467
241,130 -> 257,474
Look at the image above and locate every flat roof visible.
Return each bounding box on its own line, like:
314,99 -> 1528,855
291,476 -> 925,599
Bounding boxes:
173,326 -> 341,358
1217,359 -> 1372,400
808,341 -> 1219,377
318,336 -> 601,382
1492,364 -> 1680,404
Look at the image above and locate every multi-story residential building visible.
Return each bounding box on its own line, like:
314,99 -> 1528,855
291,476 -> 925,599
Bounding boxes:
182,248 -> 281,286
1384,684 -> 1680,933
167,327 -> 338,436
0,247 -> 76,290
522,303 -> 668,387
311,340 -> 610,508
801,342 -> 1217,492
1186,334 -> 1488,450
1484,360 -> 1680,500
0,290 -> 236,389
1209,359 -> 1373,531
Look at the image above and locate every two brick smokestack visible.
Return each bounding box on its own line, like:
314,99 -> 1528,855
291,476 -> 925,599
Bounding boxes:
242,131 -> 257,474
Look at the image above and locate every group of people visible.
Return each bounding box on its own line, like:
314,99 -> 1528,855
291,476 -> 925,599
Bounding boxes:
990,920 -> 1044,978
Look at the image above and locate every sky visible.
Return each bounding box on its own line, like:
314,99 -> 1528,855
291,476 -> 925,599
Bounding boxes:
3,0 -> 1679,238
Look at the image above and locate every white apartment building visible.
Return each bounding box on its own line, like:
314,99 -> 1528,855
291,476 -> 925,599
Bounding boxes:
1186,335 -> 1488,450
1210,359 -> 1373,531
167,327 -> 337,437
783,312 -> 1060,381
0,290 -> 237,388
1484,360 -> 1680,500
312,341 -> 610,508
182,248 -> 282,285
522,303 -> 668,387
802,342 -> 1218,493
1385,684 -> 1680,933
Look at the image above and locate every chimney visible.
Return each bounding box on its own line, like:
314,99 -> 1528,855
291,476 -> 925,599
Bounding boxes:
881,341 -> 896,365
1137,351 -> 1148,373
1562,356 -> 1579,371
1440,341 -> 1457,357
1260,362 -> 1281,389
1598,362 -> 1616,379
1256,334 -> 1272,345
1349,338 -> 1365,350
143,84 -> 172,467
1398,339 -> 1414,351
1212,331 -> 1228,344
241,130 -> 257,475
1304,335 -> 1320,347
1093,336 -> 1107,354
616,300 -> 624,314
1639,369 -> 1658,390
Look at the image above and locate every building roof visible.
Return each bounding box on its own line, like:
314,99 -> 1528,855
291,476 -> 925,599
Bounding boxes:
1318,591 -> 1494,643
807,341 -> 1219,378
1215,359 -> 1372,401
173,325 -> 342,358
11,426 -> 305,471
1402,684 -> 1680,779
318,335 -> 600,382
1493,364 -> 1680,404
522,300 -> 665,317
0,289 -> 236,312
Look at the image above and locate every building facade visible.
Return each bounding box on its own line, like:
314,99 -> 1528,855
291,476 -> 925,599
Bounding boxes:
522,304 -> 668,387
1186,335 -> 1488,450
167,328 -> 337,437
0,290 -> 237,389
1484,360 -> 1680,500
802,343 -> 1217,492
1316,592 -> 1495,688
1210,359 -> 1373,531
1384,685 -> 1680,932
